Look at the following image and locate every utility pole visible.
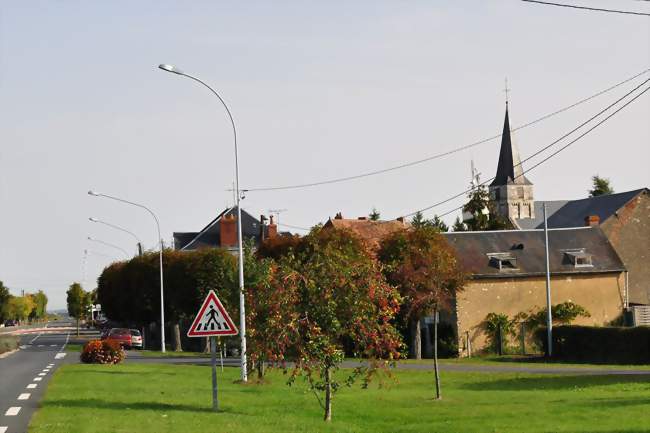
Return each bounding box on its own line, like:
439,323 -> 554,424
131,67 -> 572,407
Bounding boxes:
543,203 -> 553,356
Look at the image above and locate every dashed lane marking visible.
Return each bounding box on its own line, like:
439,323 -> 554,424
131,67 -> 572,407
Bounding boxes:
50,344 -> 57,347
0,426 -> 7,433
5,407 -> 21,416
54,353 -> 66,359
29,333 -> 41,344
38,373 -> 46,376
37,345 -> 44,347
18,393 -> 30,400
33,377 -> 42,382
27,384 -> 37,389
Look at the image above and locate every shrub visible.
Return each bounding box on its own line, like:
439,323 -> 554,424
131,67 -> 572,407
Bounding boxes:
0,335 -> 19,354
534,325 -> 650,364
484,313 -> 516,354
81,339 -> 125,364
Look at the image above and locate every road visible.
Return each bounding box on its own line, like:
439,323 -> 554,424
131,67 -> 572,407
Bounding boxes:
0,320 -> 73,433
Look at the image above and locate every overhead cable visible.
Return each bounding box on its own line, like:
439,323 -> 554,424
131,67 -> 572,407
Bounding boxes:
521,0 -> 650,16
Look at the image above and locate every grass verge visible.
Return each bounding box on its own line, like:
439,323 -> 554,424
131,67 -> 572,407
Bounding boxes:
30,363 -> 650,433
0,335 -> 19,354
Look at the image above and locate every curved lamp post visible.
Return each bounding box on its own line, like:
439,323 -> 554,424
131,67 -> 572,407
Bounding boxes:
158,63 -> 248,382
87,236 -> 130,258
88,190 -> 167,353
89,217 -> 143,255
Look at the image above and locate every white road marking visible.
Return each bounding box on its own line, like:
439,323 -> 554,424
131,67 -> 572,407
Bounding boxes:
50,344 -> 57,347
37,345 -> 44,347
18,393 -> 30,400
0,426 -> 7,433
5,407 -> 21,416
55,353 -> 66,359
38,373 -> 46,376
29,333 -> 42,344
19,345 -> 27,349
27,384 -> 37,389
34,377 -> 42,382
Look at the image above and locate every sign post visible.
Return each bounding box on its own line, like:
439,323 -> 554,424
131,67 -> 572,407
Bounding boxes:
187,290 -> 239,412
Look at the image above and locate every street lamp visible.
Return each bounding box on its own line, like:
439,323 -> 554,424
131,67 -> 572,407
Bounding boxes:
87,236 -> 130,258
158,63 -> 248,382
88,190 -> 167,353
89,217 -> 143,255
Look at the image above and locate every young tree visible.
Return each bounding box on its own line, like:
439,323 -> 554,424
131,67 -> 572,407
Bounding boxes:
462,184 -> 509,231
369,207 -> 381,221
286,227 -> 403,421
411,212 -> 449,232
0,281 -> 11,323
5,296 -> 35,322
589,175 -> 614,197
378,226 -> 465,399
67,282 -> 90,336
28,291 -> 48,321
451,216 -> 466,232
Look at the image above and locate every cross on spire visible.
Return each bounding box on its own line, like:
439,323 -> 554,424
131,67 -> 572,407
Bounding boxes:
504,77 -> 511,106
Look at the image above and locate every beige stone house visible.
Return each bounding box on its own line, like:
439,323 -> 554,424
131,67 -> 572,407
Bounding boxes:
444,227 -> 626,355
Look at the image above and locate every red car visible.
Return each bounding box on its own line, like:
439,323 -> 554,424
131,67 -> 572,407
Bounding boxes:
103,328 -> 134,349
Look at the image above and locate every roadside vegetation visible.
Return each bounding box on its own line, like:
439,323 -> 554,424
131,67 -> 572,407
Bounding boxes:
30,363 -> 650,433
0,334 -> 19,354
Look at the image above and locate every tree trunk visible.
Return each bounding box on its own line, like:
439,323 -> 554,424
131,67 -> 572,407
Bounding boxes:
324,366 -> 332,422
433,307 -> 441,400
173,323 -> 182,352
411,318 -> 422,360
257,360 -> 266,380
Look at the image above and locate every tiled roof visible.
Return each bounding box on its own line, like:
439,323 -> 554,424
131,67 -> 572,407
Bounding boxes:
323,218 -> 408,249
444,227 -> 625,278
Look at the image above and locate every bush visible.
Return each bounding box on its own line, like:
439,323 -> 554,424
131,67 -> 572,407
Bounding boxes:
81,339 -> 125,364
0,335 -> 19,354
535,325 -> 650,364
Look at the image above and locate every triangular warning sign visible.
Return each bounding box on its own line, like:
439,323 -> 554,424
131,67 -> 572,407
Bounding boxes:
187,290 -> 239,337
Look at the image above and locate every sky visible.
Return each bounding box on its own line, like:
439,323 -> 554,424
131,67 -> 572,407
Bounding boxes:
0,1 -> 648,310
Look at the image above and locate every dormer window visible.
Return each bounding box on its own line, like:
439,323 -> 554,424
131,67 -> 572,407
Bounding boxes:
487,253 -> 518,270
563,249 -> 593,268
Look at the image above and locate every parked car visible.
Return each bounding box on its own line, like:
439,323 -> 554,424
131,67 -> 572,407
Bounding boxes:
129,329 -> 143,349
102,328 -> 134,349
3,320 -> 17,327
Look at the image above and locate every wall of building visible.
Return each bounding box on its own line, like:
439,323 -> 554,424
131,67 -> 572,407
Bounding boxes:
455,272 -> 625,356
601,191 -> 650,305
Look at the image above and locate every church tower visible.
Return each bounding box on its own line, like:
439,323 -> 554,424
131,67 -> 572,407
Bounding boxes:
488,105 -> 535,220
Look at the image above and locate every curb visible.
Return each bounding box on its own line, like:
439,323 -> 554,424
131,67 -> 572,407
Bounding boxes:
0,348 -> 19,359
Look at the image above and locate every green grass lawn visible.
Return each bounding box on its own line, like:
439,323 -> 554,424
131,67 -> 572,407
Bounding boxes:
29,363 -> 650,433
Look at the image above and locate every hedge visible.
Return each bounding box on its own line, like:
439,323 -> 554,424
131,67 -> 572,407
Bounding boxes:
535,325 -> 650,364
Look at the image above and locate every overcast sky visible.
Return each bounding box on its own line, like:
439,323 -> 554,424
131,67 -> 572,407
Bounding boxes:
1,1 -> 648,309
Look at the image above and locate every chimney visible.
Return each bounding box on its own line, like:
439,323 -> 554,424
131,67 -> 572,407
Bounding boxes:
358,216 -> 367,220
260,215 -> 268,241
335,212 -> 343,220
396,216 -> 405,223
584,215 -> 600,227
268,215 -> 278,239
220,214 -> 237,247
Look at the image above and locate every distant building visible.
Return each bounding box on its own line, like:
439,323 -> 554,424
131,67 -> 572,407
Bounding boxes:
444,227 -> 627,354
322,212 -> 408,251
173,206 -> 282,252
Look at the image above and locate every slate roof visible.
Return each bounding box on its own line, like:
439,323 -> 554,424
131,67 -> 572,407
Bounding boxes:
173,207 -> 265,250
443,226 -> 625,278
490,106 -> 532,187
514,189 -> 647,230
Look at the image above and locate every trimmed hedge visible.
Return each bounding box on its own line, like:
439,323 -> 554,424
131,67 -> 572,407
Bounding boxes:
535,325 -> 650,364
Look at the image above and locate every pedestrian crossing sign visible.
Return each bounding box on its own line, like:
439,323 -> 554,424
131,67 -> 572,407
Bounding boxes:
187,290 -> 238,337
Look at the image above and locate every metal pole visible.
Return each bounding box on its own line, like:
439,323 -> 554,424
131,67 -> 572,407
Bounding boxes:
159,67 -> 248,382
87,191 -> 166,353
89,218 -> 143,256
543,203 -> 553,357
211,336 -> 219,412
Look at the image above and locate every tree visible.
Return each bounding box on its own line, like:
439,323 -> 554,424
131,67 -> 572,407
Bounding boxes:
67,282 -> 90,336
369,208 -> 381,221
451,216 -> 466,232
378,226 -> 465,400
411,212 -> 449,232
284,227 -> 403,421
0,281 -> 11,322
29,290 -> 48,321
5,296 -> 35,322
589,175 -> 614,197
462,184 -> 509,231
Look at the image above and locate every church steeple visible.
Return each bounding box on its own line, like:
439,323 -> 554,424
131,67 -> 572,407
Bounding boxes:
490,105 -> 530,186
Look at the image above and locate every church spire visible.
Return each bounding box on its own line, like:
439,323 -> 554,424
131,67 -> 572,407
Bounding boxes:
490,104 -> 530,186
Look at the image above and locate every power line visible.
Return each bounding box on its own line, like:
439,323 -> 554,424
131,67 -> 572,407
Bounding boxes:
245,69 -> 649,192
398,81 -> 650,219
278,222 -> 311,231
521,0 -> 650,16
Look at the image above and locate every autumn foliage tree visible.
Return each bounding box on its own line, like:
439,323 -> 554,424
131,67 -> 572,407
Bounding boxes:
283,227 -> 402,421
378,226 -> 465,399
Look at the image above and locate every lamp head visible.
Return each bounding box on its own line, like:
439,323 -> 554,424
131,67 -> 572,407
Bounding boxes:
158,64 -> 183,75
88,190 -> 100,196
89,217 -> 99,222
87,236 -> 93,240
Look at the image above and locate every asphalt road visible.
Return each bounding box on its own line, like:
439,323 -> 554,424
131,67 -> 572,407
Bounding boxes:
0,320 -> 73,433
